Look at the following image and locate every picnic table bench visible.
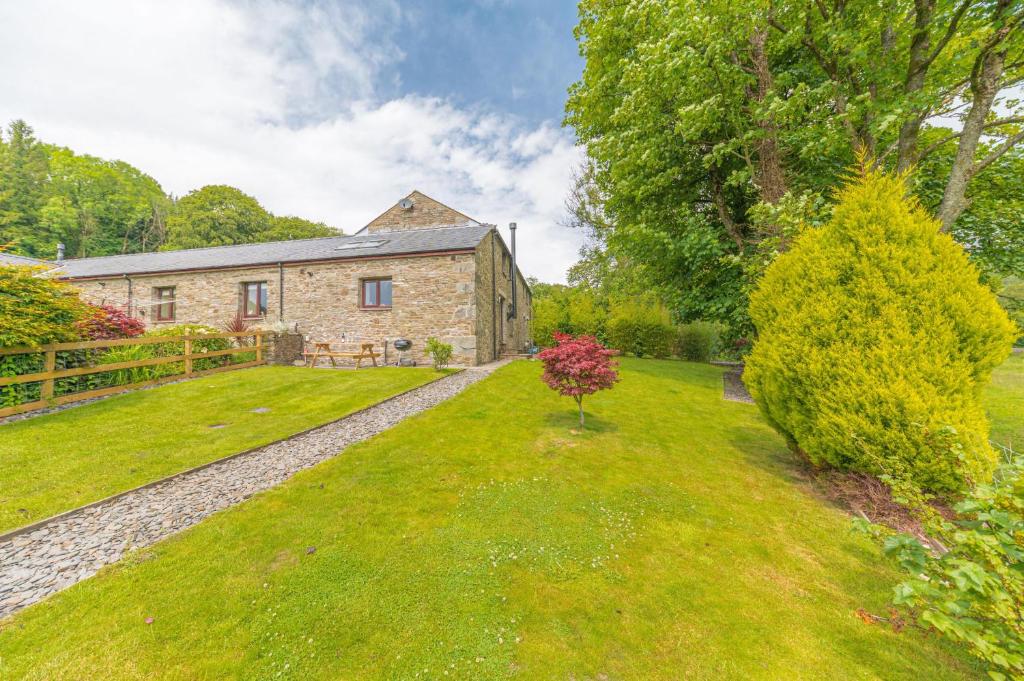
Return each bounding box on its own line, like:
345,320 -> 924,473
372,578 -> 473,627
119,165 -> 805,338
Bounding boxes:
303,342 -> 380,369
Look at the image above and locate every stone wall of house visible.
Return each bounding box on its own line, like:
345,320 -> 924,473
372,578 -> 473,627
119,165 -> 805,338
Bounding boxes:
365,191 -> 477,234
284,253 -> 478,365
473,230 -> 532,363
71,265 -> 285,328
71,252 -> 481,365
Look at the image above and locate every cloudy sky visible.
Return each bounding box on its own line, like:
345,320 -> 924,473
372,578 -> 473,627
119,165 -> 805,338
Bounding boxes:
0,0 -> 585,282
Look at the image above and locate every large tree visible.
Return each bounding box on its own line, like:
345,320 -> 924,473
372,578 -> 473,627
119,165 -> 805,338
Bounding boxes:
0,121 -> 49,252
162,185 -> 273,250
0,120 -> 338,257
38,148 -> 169,258
265,215 -> 339,241
567,0 -> 1024,335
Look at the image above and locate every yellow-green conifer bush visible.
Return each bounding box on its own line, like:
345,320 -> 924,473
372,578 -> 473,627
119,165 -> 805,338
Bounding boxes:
744,171 -> 1017,493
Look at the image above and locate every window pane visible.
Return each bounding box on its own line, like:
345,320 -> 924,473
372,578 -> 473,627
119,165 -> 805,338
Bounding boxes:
379,279 -> 392,306
258,283 -> 268,316
363,280 -> 377,306
155,288 -> 174,320
244,284 -> 259,317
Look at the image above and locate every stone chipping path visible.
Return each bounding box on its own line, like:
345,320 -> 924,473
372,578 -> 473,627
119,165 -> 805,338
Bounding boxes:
0,364 -> 505,620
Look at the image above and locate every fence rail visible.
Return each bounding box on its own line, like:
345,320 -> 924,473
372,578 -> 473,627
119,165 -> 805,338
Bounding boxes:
0,331 -> 267,418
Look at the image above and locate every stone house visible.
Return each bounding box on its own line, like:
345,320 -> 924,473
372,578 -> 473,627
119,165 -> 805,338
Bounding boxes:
56,192 -> 532,365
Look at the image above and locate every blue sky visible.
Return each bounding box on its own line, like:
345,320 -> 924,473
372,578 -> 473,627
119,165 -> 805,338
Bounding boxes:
387,1 -> 582,126
0,0 -> 587,282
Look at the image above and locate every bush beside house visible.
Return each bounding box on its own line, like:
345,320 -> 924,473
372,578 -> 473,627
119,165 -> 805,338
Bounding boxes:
744,171 -> 1017,493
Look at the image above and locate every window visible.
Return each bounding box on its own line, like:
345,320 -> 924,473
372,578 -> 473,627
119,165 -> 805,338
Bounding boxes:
153,286 -> 175,322
241,282 -> 268,319
361,277 -> 392,309
335,239 -> 389,251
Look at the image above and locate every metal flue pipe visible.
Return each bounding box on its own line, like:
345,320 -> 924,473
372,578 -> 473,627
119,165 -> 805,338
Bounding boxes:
509,222 -> 517,318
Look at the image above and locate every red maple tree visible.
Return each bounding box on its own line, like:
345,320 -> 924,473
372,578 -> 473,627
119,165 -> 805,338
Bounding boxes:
537,333 -> 619,428
77,304 -> 145,340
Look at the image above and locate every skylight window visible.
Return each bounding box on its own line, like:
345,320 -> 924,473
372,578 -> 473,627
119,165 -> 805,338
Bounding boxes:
335,239 -> 388,251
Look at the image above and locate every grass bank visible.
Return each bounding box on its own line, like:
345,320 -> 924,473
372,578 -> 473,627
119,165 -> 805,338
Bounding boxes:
0,365 -> 441,534
987,352 -> 1023,450
0,359 -> 981,679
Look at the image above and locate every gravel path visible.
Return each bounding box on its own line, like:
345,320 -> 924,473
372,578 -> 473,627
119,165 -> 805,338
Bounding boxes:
0,365 -> 503,620
723,368 -> 754,404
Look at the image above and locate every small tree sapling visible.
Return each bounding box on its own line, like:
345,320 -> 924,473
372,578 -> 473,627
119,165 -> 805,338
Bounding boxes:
537,332 -> 619,428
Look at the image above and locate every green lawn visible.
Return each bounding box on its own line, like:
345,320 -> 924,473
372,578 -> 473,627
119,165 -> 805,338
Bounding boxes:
987,351 -> 1024,451
0,359 -> 983,679
0,365 -> 441,534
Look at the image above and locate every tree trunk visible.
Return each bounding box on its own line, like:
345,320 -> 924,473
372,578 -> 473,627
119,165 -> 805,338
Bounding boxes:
576,396 -> 585,428
749,28 -> 788,205
937,22 -> 1010,231
710,167 -> 744,248
896,0 -> 935,171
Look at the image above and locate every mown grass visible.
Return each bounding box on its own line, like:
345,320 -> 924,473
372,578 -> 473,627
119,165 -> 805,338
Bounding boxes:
987,351 -> 1023,451
0,366 -> 441,534
0,359 -> 983,679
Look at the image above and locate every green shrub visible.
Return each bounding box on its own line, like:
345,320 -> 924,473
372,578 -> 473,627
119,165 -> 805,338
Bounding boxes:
424,337 -> 454,370
0,264 -> 90,347
605,300 -> 675,358
744,171 -> 1017,493
97,344 -> 161,386
607,317 -> 675,358
531,296 -> 567,348
144,324 -> 230,371
0,264 -> 93,407
675,322 -> 719,362
858,453 -> 1024,679
530,286 -> 609,347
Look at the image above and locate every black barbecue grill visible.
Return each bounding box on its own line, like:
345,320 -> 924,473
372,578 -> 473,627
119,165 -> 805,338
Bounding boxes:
392,338 -> 415,366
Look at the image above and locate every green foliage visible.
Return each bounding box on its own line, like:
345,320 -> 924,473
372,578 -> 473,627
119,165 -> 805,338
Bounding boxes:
915,138 -> 1024,279
606,302 -> 675,359
530,294 -> 569,348
424,337 -> 454,370
745,171 -> 1017,493
567,1 -> 1024,339
0,121 -> 49,253
0,264 -> 90,346
858,454 -> 1024,680
0,120 -> 337,259
529,283 -> 609,347
145,324 -> 230,371
0,120 -> 169,259
997,277 -> 1024,347
265,215 -> 338,241
97,344 -> 163,386
163,185 -> 270,250
675,322 -> 719,363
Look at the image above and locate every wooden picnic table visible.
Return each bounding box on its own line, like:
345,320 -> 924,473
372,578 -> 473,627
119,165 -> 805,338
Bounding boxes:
303,342 -> 380,369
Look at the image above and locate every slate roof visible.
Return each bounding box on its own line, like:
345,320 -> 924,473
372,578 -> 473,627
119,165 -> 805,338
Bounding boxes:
57,222 -> 493,279
0,252 -> 51,267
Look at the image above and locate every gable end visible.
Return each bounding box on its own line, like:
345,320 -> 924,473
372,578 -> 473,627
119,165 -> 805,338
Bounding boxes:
365,190 -> 479,234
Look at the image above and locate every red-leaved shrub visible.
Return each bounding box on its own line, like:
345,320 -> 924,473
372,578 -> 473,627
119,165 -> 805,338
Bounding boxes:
77,305 -> 145,340
537,332 -> 619,428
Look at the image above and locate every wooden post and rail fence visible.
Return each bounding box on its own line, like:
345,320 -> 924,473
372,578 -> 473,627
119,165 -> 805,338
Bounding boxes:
0,331 -> 267,418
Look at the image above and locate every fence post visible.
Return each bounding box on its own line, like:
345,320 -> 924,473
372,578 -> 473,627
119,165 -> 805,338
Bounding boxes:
184,337 -> 193,376
255,333 -> 263,364
40,349 -> 56,400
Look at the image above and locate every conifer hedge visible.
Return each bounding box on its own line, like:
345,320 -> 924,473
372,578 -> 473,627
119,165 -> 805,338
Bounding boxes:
744,171 -> 1017,493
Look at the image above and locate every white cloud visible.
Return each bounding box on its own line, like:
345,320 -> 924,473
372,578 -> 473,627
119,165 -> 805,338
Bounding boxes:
0,0 -> 583,282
